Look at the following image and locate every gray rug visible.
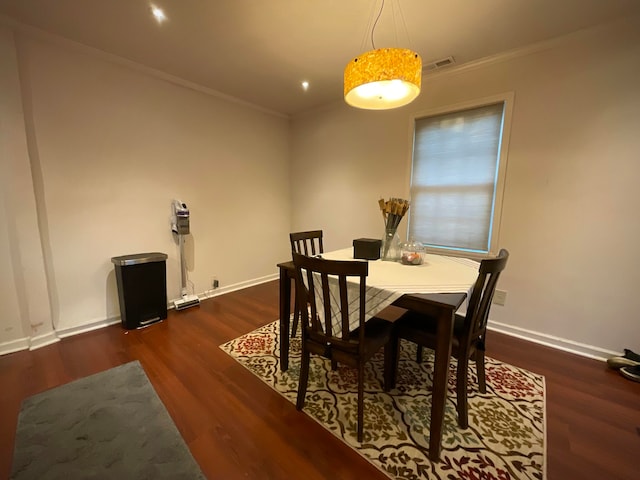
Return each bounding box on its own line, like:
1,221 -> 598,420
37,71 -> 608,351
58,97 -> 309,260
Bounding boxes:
10,361 -> 205,479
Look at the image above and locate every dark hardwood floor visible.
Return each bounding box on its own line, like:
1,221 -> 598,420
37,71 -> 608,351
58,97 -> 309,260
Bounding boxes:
1,280 -> 639,479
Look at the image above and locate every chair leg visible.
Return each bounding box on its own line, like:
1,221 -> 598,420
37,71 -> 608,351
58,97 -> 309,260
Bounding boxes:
384,337 -> 400,391
357,362 -> 365,442
456,355 -> 470,429
296,348 -> 311,410
331,359 -> 338,370
291,299 -> 300,338
476,349 -> 487,393
416,344 -> 423,363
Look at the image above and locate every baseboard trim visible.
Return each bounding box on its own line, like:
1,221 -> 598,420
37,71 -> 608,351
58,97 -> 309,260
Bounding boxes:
0,331 -> 62,356
196,273 -> 279,302
56,317 -> 121,339
2,276 -> 616,363
28,331 -> 60,350
0,337 -> 30,356
488,320 -> 618,362
54,275 -> 278,336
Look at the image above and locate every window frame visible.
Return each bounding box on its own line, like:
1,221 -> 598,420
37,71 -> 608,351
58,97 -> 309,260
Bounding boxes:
406,92 -> 514,259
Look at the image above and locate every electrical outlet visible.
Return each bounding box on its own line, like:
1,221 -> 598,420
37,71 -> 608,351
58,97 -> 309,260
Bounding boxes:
212,277 -> 219,289
493,289 -> 507,306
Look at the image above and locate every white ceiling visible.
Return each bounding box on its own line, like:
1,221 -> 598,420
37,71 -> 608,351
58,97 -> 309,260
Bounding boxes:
1,0 -> 639,116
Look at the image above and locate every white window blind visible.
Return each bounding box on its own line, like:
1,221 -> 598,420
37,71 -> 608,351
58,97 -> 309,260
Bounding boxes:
409,102 -> 505,253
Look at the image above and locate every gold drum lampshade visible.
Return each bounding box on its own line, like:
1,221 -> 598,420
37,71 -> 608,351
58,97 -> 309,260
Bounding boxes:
344,48 -> 422,110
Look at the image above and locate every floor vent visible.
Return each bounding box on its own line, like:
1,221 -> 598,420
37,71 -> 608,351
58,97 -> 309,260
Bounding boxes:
423,56 -> 456,72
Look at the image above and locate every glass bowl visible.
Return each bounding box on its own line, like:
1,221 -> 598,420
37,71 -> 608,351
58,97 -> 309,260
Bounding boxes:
400,240 -> 426,265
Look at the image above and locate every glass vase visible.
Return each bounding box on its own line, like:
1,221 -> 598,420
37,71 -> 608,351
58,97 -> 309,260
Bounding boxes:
381,228 -> 401,261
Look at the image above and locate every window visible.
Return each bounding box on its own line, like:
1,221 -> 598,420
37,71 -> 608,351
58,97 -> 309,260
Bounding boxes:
408,94 -> 512,256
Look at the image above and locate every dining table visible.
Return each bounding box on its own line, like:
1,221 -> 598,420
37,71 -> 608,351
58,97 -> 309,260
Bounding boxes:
277,247 -> 479,461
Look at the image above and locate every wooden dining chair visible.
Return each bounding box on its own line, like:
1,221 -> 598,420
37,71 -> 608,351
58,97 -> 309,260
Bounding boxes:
389,248 -> 509,429
289,230 -> 324,337
292,252 -> 394,442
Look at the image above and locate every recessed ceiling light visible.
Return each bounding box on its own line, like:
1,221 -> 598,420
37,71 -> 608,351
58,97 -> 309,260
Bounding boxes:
301,81 -> 309,91
150,4 -> 167,24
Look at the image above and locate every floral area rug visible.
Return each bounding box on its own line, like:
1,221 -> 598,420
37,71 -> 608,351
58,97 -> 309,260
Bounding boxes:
220,320 -> 546,479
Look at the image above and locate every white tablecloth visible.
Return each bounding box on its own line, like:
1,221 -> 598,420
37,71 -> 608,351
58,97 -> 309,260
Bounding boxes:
304,248 -> 479,333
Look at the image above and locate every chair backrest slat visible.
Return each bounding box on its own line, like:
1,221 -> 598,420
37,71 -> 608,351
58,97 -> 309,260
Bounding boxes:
462,249 -> 509,346
339,275 -> 350,340
320,271 -> 333,338
303,267 -> 320,332
290,230 -> 324,258
293,252 -> 368,351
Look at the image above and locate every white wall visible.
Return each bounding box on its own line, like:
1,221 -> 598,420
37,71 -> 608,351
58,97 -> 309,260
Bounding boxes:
2,16 -> 639,359
0,26 -> 55,352
0,26 -> 291,345
291,17 -> 640,357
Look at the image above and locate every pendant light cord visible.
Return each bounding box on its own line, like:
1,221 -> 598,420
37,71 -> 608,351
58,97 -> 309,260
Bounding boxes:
360,0 -> 414,52
370,0 -> 385,49
396,0 -> 413,48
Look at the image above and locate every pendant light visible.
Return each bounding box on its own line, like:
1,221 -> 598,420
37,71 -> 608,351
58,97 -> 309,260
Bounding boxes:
344,0 -> 422,110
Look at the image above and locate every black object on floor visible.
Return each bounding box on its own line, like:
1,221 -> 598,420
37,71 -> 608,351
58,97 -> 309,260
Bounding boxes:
620,364 -> 640,383
606,348 -> 640,370
623,349 -> 640,362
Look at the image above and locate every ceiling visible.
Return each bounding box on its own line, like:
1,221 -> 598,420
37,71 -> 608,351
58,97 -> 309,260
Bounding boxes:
1,0 -> 639,116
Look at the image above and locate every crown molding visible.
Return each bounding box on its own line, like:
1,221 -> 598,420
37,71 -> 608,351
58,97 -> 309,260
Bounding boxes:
423,16 -> 634,81
0,14 -> 288,119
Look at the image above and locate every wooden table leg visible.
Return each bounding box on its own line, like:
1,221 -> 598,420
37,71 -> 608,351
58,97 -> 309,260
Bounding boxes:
429,310 -> 455,461
279,265 -> 291,371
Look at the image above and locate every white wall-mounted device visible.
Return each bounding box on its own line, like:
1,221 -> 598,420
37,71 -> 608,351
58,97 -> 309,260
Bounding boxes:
171,200 -> 200,310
